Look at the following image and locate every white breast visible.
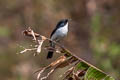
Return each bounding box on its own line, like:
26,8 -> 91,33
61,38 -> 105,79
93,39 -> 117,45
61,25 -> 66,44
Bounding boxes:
51,23 -> 68,41
57,23 -> 68,35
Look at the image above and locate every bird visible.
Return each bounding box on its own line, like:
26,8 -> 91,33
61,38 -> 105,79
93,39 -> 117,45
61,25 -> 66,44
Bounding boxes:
47,19 -> 69,59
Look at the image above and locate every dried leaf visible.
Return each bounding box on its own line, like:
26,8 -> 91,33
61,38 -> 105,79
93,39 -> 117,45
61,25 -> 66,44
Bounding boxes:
20,48 -> 36,54
36,40 -> 44,54
61,67 -> 74,79
40,69 -> 55,80
73,73 -> 80,80
23,27 -> 40,37
55,56 -> 73,68
77,70 -> 86,77
37,68 -> 46,80
36,35 -> 47,54
31,29 -> 37,41
50,56 -> 66,67
68,77 -> 73,80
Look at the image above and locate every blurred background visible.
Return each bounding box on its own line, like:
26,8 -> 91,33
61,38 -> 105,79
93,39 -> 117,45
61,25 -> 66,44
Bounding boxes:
0,0 -> 120,80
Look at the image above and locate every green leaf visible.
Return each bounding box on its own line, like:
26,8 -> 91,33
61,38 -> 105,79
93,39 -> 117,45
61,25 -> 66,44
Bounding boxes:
104,76 -> 115,80
76,62 -> 89,70
85,67 -> 106,80
91,13 -> 101,33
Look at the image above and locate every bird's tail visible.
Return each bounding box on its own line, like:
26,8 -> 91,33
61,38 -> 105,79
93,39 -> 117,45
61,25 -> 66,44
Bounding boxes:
47,41 -> 55,59
47,51 -> 53,59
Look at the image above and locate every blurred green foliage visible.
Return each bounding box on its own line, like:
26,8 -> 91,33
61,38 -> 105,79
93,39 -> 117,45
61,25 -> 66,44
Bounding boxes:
0,27 -> 11,37
91,12 -> 120,79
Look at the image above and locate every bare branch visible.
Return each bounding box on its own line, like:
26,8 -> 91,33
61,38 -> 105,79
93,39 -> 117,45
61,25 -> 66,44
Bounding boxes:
20,48 -> 36,54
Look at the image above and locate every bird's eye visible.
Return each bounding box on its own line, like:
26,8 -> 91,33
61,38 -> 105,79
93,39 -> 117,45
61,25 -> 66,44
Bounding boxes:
60,23 -> 65,26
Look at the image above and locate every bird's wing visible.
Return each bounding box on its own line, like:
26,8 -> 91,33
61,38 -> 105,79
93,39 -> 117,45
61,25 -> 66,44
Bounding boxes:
50,20 -> 64,38
50,27 -> 57,38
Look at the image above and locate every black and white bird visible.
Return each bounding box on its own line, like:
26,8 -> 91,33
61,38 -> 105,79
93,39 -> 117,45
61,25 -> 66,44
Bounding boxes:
47,19 -> 69,59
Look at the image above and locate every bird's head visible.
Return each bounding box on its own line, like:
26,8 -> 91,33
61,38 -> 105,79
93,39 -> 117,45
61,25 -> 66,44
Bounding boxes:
56,19 -> 71,28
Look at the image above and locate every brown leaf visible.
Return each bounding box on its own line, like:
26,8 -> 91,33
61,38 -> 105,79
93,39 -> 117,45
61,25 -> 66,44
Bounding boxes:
50,56 -> 66,67
23,27 -> 40,37
37,68 -> 46,80
20,48 -> 36,54
68,77 -> 73,80
36,37 -> 46,54
56,56 -> 73,68
61,67 -> 74,79
77,70 -> 86,77
73,74 -> 80,80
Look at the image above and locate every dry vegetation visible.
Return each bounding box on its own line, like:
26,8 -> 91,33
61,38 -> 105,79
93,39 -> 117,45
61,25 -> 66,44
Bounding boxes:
0,0 -> 120,80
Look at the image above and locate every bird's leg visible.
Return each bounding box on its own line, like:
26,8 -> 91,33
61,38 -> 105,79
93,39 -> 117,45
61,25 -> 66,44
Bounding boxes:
56,38 -> 66,49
